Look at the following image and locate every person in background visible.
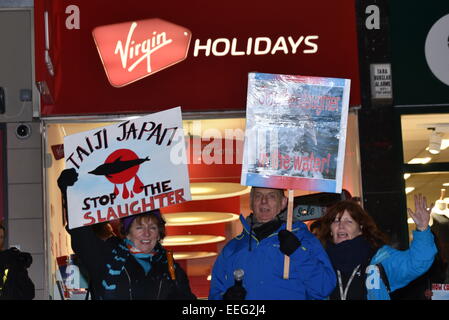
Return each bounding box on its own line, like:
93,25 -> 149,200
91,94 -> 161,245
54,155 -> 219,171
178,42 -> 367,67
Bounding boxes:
316,194 -> 437,300
58,168 -> 196,300
92,222 -> 116,241
0,224 -> 35,300
390,231 -> 448,300
209,187 -> 336,300
309,220 -> 321,236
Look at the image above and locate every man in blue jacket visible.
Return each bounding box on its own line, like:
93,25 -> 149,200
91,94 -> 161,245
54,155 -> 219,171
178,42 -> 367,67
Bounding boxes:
209,187 -> 336,300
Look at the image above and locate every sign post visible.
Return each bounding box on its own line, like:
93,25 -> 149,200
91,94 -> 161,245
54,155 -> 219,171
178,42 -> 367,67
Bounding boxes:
283,190 -> 294,279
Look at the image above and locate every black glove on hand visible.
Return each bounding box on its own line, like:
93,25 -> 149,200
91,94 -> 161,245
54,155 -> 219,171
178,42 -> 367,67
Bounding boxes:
223,284 -> 246,300
57,168 -> 79,192
278,229 -> 301,256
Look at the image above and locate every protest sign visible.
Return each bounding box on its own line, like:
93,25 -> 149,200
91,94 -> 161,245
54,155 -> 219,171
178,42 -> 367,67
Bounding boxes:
241,72 -> 351,194
63,107 -> 191,229
432,283 -> 449,300
241,72 -> 351,278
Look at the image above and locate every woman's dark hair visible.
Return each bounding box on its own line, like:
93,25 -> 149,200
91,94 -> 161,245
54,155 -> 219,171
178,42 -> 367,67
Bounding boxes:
316,200 -> 389,250
120,211 -> 166,240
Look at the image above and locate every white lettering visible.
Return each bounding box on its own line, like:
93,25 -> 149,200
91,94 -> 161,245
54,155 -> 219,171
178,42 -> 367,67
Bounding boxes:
114,22 -> 173,73
365,5 -> 380,30
365,265 -> 380,289
271,37 -> 289,55
202,129 -> 222,164
212,38 -> 231,56
65,5 -> 80,30
231,38 -> 245,56
303,35 -> 319,54
246,37 -> 253,55
193,39 -> 211,57
288,36 -> 304,54
182,304 -> 216,317
254,37 -> 271,55
193,35 -> 319,57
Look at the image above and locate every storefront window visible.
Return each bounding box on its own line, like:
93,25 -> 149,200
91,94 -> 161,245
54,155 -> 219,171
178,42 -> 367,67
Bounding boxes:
401,113 -> 449,286
43,110 -> 362,299
401,114 -> 449,164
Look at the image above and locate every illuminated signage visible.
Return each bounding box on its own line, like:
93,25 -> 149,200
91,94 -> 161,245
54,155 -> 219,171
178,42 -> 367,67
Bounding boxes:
93,18 -> 320,88
93,18 -> 192,88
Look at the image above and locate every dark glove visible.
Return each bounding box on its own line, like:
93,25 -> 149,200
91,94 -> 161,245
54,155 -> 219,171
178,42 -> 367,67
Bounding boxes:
223,284 -> 246,300
57,168 -> 79,192
278,229 -> 301,256
0,248 -> 32,269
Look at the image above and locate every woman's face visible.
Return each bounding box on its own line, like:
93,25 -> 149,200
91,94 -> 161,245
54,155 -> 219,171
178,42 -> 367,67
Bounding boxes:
126,218 -> 159,254
330,210 -> 362,244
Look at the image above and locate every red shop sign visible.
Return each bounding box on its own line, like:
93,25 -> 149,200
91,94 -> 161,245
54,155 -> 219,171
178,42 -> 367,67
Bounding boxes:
34,0 -> 361,116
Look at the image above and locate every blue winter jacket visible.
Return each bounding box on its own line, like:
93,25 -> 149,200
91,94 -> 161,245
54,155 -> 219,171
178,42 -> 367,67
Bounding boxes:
366,227 -> 437,300
209,215 -> 336,300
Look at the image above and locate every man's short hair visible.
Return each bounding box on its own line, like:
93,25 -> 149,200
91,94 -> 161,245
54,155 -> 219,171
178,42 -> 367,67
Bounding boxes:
250,187 -> 285,200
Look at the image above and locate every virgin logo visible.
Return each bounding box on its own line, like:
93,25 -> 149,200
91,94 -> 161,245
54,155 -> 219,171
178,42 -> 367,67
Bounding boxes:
93,18 -> 191,87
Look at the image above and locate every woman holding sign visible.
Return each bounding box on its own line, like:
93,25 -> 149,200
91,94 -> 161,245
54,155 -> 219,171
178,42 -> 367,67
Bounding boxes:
58,168 -> 196,300
316,194 -> 437,300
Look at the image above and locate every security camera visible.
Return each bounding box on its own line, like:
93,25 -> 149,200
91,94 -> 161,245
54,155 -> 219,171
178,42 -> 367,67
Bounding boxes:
15,123 -> 31,139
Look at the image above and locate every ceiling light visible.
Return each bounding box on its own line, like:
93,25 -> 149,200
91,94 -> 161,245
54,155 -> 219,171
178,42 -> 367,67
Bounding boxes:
408,157 -> 431,164
440,139 -> 449,150
405,187 -> 415,194
403,173 -> 411,180
443,183 -> 449,187
428,128 -> 443,154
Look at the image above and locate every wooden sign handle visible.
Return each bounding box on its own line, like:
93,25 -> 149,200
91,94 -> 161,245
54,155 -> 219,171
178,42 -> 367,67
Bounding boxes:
283,190 -> 294,279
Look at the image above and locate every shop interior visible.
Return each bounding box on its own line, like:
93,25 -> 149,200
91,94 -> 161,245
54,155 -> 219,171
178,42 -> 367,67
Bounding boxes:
401,113 -> 449,275
43,110 -> 362,299
401,113 -> 449,220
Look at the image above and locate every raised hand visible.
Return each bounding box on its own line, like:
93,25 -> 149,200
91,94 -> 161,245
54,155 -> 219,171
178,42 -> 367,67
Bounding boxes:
57,168 -> 79,192
407,193 -> 432,231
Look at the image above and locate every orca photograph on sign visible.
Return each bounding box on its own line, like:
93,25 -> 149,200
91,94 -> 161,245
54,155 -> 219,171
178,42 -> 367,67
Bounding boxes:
241,72 -> 351,193
63,107 -> 191,229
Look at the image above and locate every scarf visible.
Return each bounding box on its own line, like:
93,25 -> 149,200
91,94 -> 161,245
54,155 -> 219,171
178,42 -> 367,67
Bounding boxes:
124,239 -> 155,275
326,235 -> 375,274
245,214 -> 283,241
102,239 -> 162,295
102,240 -> 131,293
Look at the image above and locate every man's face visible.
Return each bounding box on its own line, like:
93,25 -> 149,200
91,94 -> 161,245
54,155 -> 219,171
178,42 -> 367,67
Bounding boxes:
250,188 -> 287,223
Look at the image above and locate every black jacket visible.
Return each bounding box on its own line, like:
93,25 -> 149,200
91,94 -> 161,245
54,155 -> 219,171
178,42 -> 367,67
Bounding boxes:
68,226 -> 196,300
0,248 -> 35,300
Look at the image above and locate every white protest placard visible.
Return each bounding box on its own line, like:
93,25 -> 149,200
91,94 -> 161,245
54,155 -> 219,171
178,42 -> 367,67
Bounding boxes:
63,107 -> 191,229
